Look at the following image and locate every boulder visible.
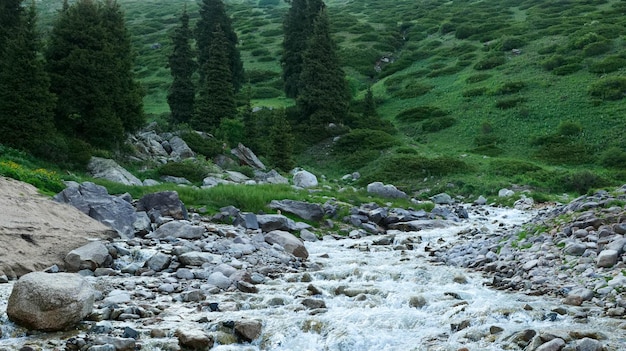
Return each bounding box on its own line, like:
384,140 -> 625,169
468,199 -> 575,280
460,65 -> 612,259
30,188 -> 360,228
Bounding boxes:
169,136 -> 195,159
175,327 -> 213,350
149,221 -> 205,240
597,249 -> 618,268
269,200 -> 324,221
255,169 -> 289,184
431,193 -> 453,204
65,241 -> 111,272
265,230 -> 309,259
257,214 -> 298,232
54,182 -> 137,238
231,143 -> 266,170
87,157 -> 143,186
293,170 -> 318,188
233,212 -> 259,230
366,182 -> 407,199
178,252 -> 220,266
145,252 -> 172,272
137,191 -> 188,220
0,177 -> 116,278
234,319 -> 262,342
498,188 -> 514,197
7,272 -> 95,331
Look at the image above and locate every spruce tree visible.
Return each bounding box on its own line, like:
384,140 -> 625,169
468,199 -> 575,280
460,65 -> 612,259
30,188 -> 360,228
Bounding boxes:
196,0 -> 244,92
0,2 -> 56,154
193,24 -> 236,133
167,6 -> 196,125
363,86 -> 377,118
46,0 -> 144,150
0,0 -> 22,50
296,6 -> 350,137
268,109 -> 295,172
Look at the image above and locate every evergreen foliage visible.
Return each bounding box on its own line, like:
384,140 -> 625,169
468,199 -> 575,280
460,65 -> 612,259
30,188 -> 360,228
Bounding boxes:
281,0 -> 312,98
167,6 -> 196,125
0,2 -> 56,155
193,24 -> 236,133
296,5 -> 350,140
45,0 -> 144,150
196,0 -> 244,92
0,0 -> 23,50
268,109 -> 296,172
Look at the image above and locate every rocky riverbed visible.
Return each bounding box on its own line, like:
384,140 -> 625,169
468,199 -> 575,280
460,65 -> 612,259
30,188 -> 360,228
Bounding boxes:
1,181 -> 626,350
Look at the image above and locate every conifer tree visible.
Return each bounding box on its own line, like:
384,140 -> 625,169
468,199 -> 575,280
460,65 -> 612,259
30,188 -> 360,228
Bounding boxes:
363,86 -> 377,118
0,2 -> 56,154
167,6 -> 196,125
281,0 -> 324,98
46,0 -> 144,150
0,0 -> 22,50
268,109 -> 295,172
193,24 -> 236,133
297,6 -> 350,137
196,0 -> 244,92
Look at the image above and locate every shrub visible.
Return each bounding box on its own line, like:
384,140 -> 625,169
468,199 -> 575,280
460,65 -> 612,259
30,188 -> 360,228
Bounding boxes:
180,131 -> 223,158
557,121 -> 582,136
474,134 -> 503,146
440,22 -> 456,34
541,54 -> 567,71
466,73 -> 491,83
500,36 -> 526,51
392,82 -> 434,98
582,40 -> 612,57
534,141 -> 591,165
426,65 -> 464,77
559,170 -> 605,194
0,160 -> 64,194
495,97 -> 526,109
462,87 -> 487,97
251,48 -> 271,57
469,144 -> 504,156
601,147 -> 626,168
588,56 -> 626,74
474,55 -> 506,70
333,129 -> 397,155
495,81 -> 526,95
360,154 -> 471,185
422,116 -> 456,132
258,0 -> 280,7
251,87 -> 282,99
246,70 -> 280,84
588,77 -> 626,101
396,106 -> 448,122
537,44 -> 559,54
455,25 -> 477,39
553,63 -> 582,75
569,32 -> 605,50
488,159 -> 542,177
157,159 -> 212,183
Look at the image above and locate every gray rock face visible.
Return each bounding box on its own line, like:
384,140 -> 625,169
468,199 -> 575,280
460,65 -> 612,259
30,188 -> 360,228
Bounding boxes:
293,170 -> 318,188
149,221 -> 205,240
264,230 -> 309,259
137,191 -> 188,220
269,200 -> 324,221
65,241 -> 111,272
169,136 -> 195,159
231,143 -> 266,170
87,157 -> 143,186
366,182 -> 407,199
233,212 -> 259,230
54,182 -> 137,238
7,272 -> 95,331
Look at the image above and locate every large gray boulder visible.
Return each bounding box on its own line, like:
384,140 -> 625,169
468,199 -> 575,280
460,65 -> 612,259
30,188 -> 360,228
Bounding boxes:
7,272 -> 95,331
257,214 -> 298,232
255,169 -> 289,184
137,191 -> 188,220
87,157 -> 143,186
169,136 -> 195,159
148,221 -> 205,240
265,230 -> 309,259
54,182 -> 137,238
293,170 -> 318,188
269,200 -> 324,221
65,241 -> 111,272
231,143 -> 266,170
366,182 -> 407,199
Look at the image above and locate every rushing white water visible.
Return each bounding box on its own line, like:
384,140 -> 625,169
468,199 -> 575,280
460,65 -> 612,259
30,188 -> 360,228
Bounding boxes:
1,206 -> 624,350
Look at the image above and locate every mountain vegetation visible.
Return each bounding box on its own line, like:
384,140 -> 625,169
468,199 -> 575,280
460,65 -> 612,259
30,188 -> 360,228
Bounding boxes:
2,0 -> 626,203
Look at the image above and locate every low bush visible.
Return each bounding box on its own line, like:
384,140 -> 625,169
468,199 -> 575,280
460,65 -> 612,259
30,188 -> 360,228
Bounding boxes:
495,97 -> 526,109
541,54 -> 567,71
474,55 -> 506,70
251,48 -> 271,57
495,81 -> 527,95
157,159 -> 213,184
392,82 -> 434,98
246,70 -> 280,84
588,56 -> 626,74
558,170 -> 606,194
251,87 -> 282,99
474,134 -> 503,146
582,40 -> 613,57
500,36 -> 526,51
462,87 -> 487,97
466,73 -> 491,83
180,131 -> 223,158
557,121 -> 582,136
396,106 -> 448,122
569,32 -> 605,50
537,44 -> 559,54
553,63 -> 582,75
601,147 -> 626,168
422,116 -> 456,132
588,77 -> 626,101
0,160 -> 63,194
333,129 -> 397,155
488,159 -> 543,177
426,65 -> 464,77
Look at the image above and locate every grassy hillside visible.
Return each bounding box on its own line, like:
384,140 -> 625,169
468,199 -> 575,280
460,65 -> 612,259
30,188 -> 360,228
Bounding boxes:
36,0 -> 626,200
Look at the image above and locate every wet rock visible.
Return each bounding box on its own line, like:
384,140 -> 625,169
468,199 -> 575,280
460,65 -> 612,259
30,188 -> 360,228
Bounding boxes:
175,327 -> 213,350
237,281 -> 258,293
181,290 -> 206,302
409,295 -> 427,308
564,243 -> 587,256
301,298 -> 326,309
7,272 -> 94,331
234,319 -> 262,342
94,336 -> 136,351
137,191 -> 188,220
300,229 -> 318,242
450,320 -> 470,332
575,337 -> 602,351
264,230 -> 309,259
534,338 -> 565,351
490,326 -> 504,334
596,249 -> 618,268
65,241 -> 111,272
474,195 -> 487,205
269,200 -> 324,221
207,272 -> 231,290
563,295 -> 583,306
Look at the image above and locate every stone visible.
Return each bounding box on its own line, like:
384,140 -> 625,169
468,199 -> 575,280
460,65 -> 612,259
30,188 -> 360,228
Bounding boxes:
207,272 -> 232,290
65,241 -> 111,272
564,243 -> 587,256
293,170 -> 318,188
301,298 -> 326,309
265,230 -> 309,259
576,337 -> 602,351
431,193 -> 453,204
137,191 -> 188,220
145,252 -> 171,272
234,319 -> 262,342
257,214 -> 298,232
535,338 -> 565,351
149,221 -> 205,240
233,212 -> 259,230
87,157 -> 143,186
178,252 -> 220,266
168,136 -> 195,159
94,336 -> 136,351
498,188 -> 514,197
269,199 -> 325,221
597,249 -> 618,268
474,195 -> 487,205
7,272 -> 94,331
409,295 -> 427,308
366,182 -> 408,199
225,170 -> 251,183
256,169 -> 288,184
300,229 -> 318,242
231,143 -> 266,170
175,327 -> 213,350
133,211 -> 152,236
